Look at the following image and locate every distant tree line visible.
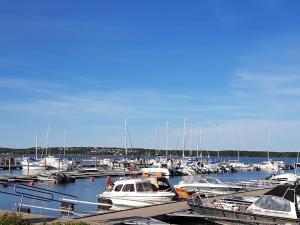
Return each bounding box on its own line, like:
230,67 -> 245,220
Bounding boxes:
0,147 -> 299,158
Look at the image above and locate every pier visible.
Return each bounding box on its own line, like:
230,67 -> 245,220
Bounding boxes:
77,201 -> 189,224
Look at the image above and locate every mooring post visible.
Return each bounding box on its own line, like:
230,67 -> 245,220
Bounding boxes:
8,157 -> 11,171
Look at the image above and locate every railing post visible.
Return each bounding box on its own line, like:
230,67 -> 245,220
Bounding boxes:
19,194 -> 24,212
40,201 -> 46,215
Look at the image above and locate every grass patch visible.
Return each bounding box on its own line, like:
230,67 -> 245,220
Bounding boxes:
0,213 -> 31,225
52,222 -> 89,225
0,213 -> 89,225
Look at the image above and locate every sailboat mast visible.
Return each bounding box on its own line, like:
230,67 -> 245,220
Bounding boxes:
155,121 -> 159,155
124,118 -> 127,156
190,124 -> 192,156
46,124 -> 50,155
166,121 -> 169,157
200,128 -> 203,161
64,129 -> 66,157
237,128 -> 240,162
35,128 -> 38,159
196,122 -> 199,158
215,124 -> 219,159
182,118 -> 186,157
267,128 -> 270,161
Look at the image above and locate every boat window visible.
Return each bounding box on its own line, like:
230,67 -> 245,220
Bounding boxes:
206,178 -> 221,184
142,182 -> 153,191
114,184 -> 123,192
254,195 -> 291,212
122,184 -> 135,192
198,178 -> 207,183
136,183 -> 144,192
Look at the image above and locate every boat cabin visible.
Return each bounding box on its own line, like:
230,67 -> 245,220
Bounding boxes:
111,178 -> 154,193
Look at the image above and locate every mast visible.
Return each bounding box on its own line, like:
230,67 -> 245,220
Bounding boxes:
64,129 -> 66,157
267,127 -> 270,161
46,124 -> 50,155
124,118 -> 127,156
215,124 -> 220,159
155,121 -> 159,155
196,122 -> 199,158
190,124 -> 192,156
166,121 -> 169,157
182,118 -> 186,157
35,128 -> 38,159
237,128 -> 240,162
200,128 -> 203,161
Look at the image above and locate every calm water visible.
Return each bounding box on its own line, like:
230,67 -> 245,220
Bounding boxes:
0,156 -> 298,223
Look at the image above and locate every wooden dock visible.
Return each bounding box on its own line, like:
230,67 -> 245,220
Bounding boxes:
0,165 -> 22,170
63,170 -> 142,179
78,201 -> 190,225
0,175 -> 38,183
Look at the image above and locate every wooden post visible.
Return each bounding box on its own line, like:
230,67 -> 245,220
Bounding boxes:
8,158 -> 11,171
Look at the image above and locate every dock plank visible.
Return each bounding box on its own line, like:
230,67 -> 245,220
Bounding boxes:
80,201 -> 189,224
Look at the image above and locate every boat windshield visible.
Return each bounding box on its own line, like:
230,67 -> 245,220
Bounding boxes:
199,177 -> 221,184
254,195 -> 291,212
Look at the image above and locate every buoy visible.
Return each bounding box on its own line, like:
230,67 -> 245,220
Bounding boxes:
28,181 -> 34,186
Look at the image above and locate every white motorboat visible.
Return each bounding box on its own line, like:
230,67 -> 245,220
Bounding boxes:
77,165 -> 102,172
189,183 -> 300,224
21,157 -> 44,170
256,160 -> 279,171
174,176 -> 245,195
40,155 -> 74,170
141,167 -> 170,176
267,173 -> 300,184
98,178 -> 175,210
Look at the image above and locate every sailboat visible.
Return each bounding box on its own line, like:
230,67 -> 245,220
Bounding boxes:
21,128 -> 44,170
40,127 -> 74,171
256,128 -> 280,171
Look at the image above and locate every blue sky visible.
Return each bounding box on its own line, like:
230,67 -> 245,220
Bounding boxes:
1,0 -> 300,151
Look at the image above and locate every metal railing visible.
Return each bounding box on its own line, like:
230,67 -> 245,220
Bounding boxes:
0,183 -> 111,219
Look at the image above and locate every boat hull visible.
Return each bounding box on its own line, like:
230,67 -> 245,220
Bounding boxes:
99,193 -> 175,209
